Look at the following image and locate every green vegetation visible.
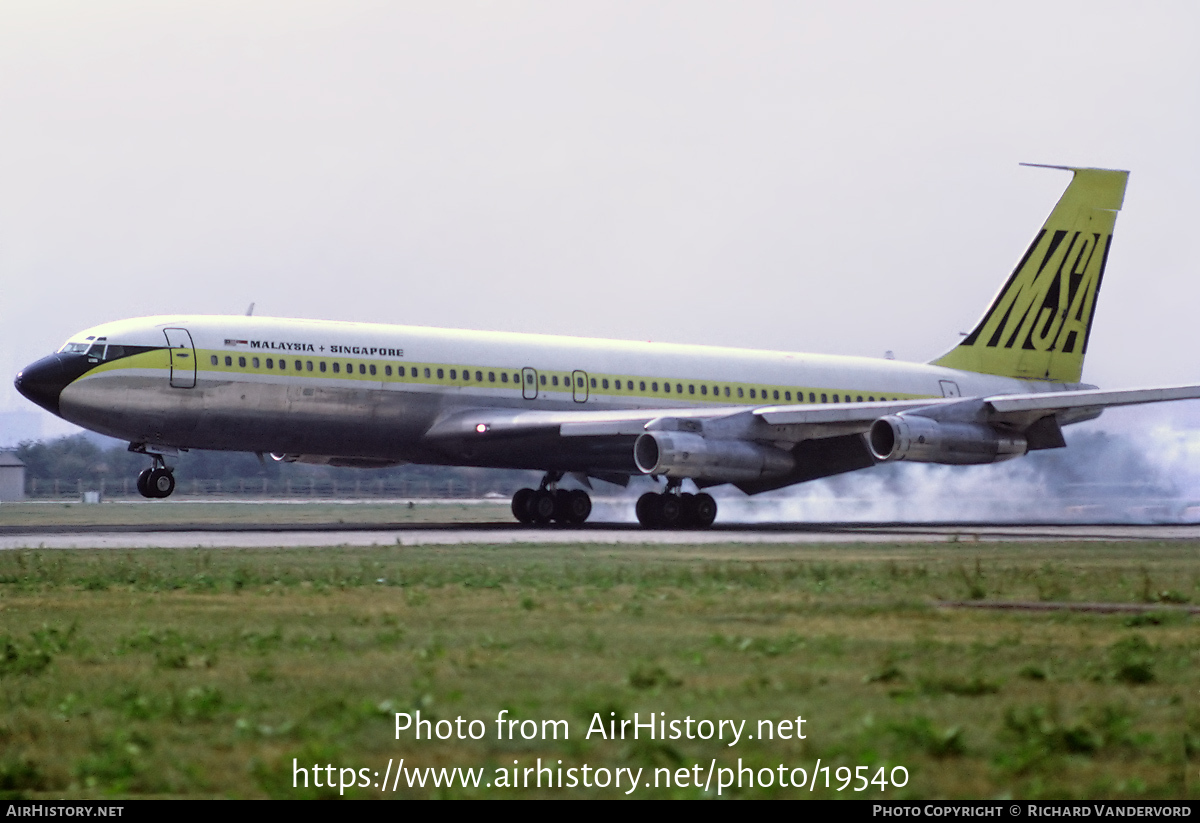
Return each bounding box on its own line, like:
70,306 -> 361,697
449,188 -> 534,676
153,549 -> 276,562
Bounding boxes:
13,434 -> 538,499
0,500 -> 511,529
0,540 -> 1196,798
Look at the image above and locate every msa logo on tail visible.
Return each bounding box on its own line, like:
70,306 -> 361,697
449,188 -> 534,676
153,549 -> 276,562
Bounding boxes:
933,165 -> 1128,383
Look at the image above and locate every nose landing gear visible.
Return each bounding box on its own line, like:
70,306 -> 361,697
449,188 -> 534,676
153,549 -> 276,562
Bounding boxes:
512,473 -> 592,526
130,445 -> 177,499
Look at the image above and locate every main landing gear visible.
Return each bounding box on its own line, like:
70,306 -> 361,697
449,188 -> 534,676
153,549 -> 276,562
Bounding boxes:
635,481 -> 717,529
511,473 -> 592,526
135,456 -> 176,499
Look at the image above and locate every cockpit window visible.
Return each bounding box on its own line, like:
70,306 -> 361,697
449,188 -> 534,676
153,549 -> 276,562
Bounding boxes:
86,342 -> 107,360
60,342 -> 90,354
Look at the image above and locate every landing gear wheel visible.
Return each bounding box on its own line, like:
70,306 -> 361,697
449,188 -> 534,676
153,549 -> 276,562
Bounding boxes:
512,488 -> 535,524
529,489 -> 556,524
559,489 -> 592,525
635,492 -> 661,528
679,493 -> 696,528
148,468 -> 175,499
552,489 -> 573,526
657,494 -> 683,528
136,469 -> 153,499
693,493 -> 718,528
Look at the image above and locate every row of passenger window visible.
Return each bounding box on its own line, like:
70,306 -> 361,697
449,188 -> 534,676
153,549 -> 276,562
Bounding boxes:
207,355 -> 898,402
210,354 -> 525,384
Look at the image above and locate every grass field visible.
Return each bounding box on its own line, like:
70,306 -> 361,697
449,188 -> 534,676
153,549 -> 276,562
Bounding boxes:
0,539 -> 1197,799
0,500 -> 512,529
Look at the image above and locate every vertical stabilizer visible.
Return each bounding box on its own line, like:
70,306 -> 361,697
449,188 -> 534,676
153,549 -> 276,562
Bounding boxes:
932,165 -> 1128,383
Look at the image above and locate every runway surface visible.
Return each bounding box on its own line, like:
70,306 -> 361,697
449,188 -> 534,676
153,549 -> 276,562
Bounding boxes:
4,522 -> 1200,549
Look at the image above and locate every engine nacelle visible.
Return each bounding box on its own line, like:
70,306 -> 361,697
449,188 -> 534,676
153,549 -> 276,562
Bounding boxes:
868,415 -> 1027,465
634,431 -> 795,481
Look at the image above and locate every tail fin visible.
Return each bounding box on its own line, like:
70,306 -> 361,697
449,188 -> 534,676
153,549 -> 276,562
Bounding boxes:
931,165 -> 1128,383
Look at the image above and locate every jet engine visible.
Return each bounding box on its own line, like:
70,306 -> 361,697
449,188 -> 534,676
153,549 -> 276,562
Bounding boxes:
633,431 -> 795,481
867,415 -> 1027,465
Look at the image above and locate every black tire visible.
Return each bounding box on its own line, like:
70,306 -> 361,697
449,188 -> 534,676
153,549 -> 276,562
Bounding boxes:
529,489 -> 556,524
658,494 -> 683,528
149,468 -> 175,498
136,469 -> 153,499
562,489 -> 592,525
693,493 -> 718,528
552,488 -> 573,525
679,493 -> 696,528
635,492 -> 661,528
512,488 -> 535,524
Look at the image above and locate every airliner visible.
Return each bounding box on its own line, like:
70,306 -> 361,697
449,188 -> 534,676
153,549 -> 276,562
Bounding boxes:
15,165 -> 1200,527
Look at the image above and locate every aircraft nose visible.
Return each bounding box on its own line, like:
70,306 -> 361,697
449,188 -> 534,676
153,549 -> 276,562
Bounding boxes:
14,353 -> 70,417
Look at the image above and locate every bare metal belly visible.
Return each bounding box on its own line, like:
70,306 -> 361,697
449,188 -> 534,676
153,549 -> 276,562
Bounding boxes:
57,375 -> 634,472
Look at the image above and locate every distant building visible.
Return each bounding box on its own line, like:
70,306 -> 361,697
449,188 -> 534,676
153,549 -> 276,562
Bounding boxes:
0,453 -> 25,501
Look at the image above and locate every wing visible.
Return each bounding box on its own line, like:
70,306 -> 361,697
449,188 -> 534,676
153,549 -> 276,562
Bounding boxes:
420,384 -> 1200,493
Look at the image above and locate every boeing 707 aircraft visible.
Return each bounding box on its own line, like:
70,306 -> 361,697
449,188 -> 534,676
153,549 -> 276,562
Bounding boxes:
15,165 -> 1200,527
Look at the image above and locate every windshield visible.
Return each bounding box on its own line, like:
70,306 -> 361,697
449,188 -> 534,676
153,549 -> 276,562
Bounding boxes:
59,342 -> 90,354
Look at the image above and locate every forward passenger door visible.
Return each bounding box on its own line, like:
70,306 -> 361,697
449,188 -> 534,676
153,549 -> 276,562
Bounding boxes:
163,328 -> 197,389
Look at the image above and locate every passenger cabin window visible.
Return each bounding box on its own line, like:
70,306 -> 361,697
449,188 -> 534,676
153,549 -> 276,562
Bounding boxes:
384,365 -> 391,376
370,364 -> 377,376
821,393 -> 827,402
488,372 -> 495,382
552,375 -> 559,386
424,368 -> 431,378
346,362 -> 352,373
651,382 -> 658,391
332,362 -> 340,373
809,392 -> 816,402
225,356 -> 232,366
773,390 -> 779,400
737,388 -> 743,398
266,358 -> 274,369
590,378 -> 597,388
501,372 -> 508,383
639,381 -> 646,391
210,355 -> 218,366
321,362 -> 327,373
602,379 -> 609,389
664,383 -> 671,393
700,385 -> 706,395
749,389 -> 755,399
540,375 -> 546,385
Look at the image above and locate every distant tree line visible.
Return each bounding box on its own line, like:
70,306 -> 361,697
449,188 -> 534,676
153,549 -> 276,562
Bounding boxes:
15,434 -> 541,498
11,427 -> 1188,501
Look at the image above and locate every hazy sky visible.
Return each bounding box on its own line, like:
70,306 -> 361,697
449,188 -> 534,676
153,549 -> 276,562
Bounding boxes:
3,1 -> 1199,438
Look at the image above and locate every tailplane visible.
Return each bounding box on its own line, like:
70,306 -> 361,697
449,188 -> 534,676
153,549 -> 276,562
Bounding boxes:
932,165 -> 1128,383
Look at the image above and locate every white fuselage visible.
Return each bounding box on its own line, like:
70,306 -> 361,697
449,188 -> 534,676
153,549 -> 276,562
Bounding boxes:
54,315 -> 1077,471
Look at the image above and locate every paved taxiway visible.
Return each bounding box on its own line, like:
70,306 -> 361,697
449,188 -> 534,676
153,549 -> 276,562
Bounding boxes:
3,522 -> 1200,550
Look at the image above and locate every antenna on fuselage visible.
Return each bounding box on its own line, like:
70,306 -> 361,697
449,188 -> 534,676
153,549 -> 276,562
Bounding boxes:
245,303 -> 255,317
